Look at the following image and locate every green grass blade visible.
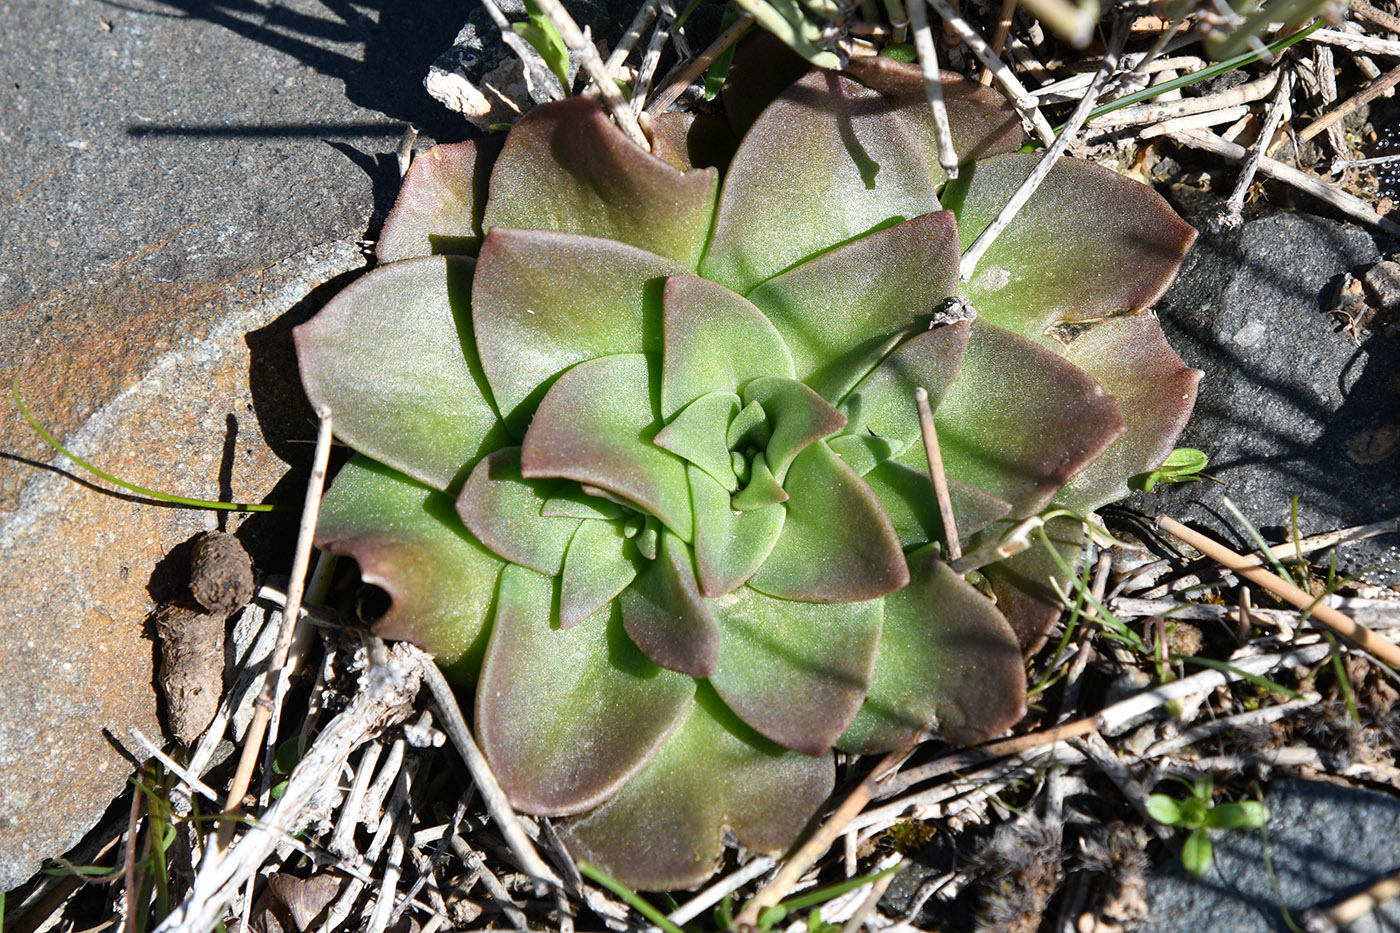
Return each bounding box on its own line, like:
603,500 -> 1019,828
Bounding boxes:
578,862 -> 687,933
11,379 -> 284,512
1176,655 -> 1303,700
774,865 -> 901,913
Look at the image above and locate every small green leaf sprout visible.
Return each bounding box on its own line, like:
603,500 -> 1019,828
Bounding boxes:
1130,447 -> 1219,492
512,0 -> 572,92
1146,776 -> 1268,876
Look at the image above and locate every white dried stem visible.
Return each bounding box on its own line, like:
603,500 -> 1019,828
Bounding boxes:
365,800 -> 413,933
922,0 -> 1057,145
1314,44 -> 1350,156
629,0 -> 677,110
1090,72 -> 1279,127
157,645 -> 423,933
669,856 -> 776,924
327,758 -> 420,931
980,0 -> 1020,86
1301,60 -> 1400,141
960,17 -> 1128,281
418,651 -> 562,888
448,835 -> 531,931
1141,105 -> 1253,139
1033,55 -> 1204,102
908,0 -> 960,177
1144,696 -> 1320,758
913,387 -> 961,559
1221,69 -> 1293,224
530,0 -> 650,148
128,729 -> 220,804
1168,127 -> 1400,234
328,741 -> 384,859
361,736 -> 407,829
476,0 -> 567,99
644,11 -> 755,116
1311,27 -> 1400,58
605,0 -> 661,74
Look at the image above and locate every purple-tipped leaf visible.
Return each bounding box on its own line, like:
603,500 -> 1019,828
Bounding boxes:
949,152 -> 1196,338
619,530 -> 720,677
521,354 -> 694,541
741,377 -> 847,484
295,256 -> 504,492
983,516 -> 1085,654
483,96 -> 719,268
477,565 -> 691,814
556,686 -> 834,890
837,320 -> 971,449
1055,314 -> 1203,512
860,459 -> 1013,548
472,227 -> 686,432
689,465 -> 785,596
378,137 -> 503,262
931,321 -> 1125,516
745,210 -> 961,399
838,546 -> 1025,753
317,456 -> 504,678
661,275 -> 794,418
748,442 -> 909,602
729,452 -> 789,510
654,392 -> 742,491
457,448 -> 580,575
701,70 -> 941,294
711,587 -> 881,755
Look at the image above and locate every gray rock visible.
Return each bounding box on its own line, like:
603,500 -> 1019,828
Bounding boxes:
1142,200 -> 1400,586
1148,778 -> 1400,932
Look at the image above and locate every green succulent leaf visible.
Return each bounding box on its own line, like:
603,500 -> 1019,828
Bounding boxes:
661,275 -> 794,418
295,255 -> 504,492
654,392 -> 743,491
472,227 -> 686,433
483,96 -> 719,268
457,447 -> 580,575
701,70 -> 940,294
710,586 -> 881,754
521,354 -> 694,541
844,58 -> 1027,170
559,517 -> 639,629
1181,828 -> 1214,877
946,152 -> 1197,339
982,515 -> 1084,654
619,529 -> 721,677
838,547 -> 1024,752
1205,801 -> 1268,830
1147,793 -> 1186,826
741,377 -> 847,484
556,683 -> 834,891
317,456 -> 503,679
477,565 -> 692,814
377,138 -> 502,262
689,465 -> 785,596
1055,315 -> 1203,512
859,460 -> 1013,548
837,321 -> 971,453
748,442 -> 909,603
745,210 -> 961,400
729,452 -> 789,510
932,321 -> 1125,517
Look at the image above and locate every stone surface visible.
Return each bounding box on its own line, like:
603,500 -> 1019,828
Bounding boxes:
1141,200 -> 1400,586
0,0 -> 477,892
1147,778 -> 1400,931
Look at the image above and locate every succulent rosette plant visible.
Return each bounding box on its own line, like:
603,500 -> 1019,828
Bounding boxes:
294,54 -> 1199,889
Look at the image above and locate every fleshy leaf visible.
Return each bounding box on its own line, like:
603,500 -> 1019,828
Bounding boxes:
472,227 -> 685,433
837,320 -> 971,449
1055,315 -> 1203,512
556,683 -> 834,890
932,321 -> 1125,516
477,565 -> 691,814
377,137 -> 503,262
457,448 -> 580,575
295,256 -> 504,492
741,377 -> 847,484
745,210 -> 961,399
983,515 -> 1084,654
710,586 -> 882,755
748,442 -> 908,602
827,432 -> 900,477
838,546 -> 1025,752
541,489 -> 626,521
844,58 -> 1026,171
654,391 -> 742,491
689,465 -> 785,596
727,399 -> 770,449
861,459 -> 1013,548
317,456 -> 503,679
701,70 -> 941,294
946,152 -> 1197,338
559,519 -> 638,629
482,96 -> 719,268
521,354 -> 694,540
661,275 -> 794,418
619,530 -> 720,677
730,452 -> 788,510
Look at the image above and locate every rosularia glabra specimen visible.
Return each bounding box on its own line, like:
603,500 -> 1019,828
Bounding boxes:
295,53 -> 1200,890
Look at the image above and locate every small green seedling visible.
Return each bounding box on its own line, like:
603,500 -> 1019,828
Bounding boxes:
1130,447 -> 1216,492
512,0 -> 571,92
1146,776 -> 1268,876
